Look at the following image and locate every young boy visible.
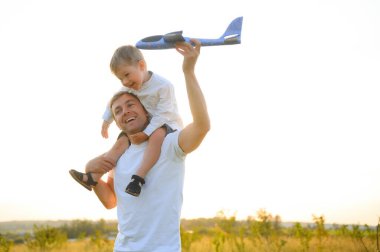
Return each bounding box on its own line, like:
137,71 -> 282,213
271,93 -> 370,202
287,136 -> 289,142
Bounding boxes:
70,45 -> 183,196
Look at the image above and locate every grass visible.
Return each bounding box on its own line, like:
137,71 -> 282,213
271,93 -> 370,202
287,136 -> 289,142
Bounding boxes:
8,236 -> 377,252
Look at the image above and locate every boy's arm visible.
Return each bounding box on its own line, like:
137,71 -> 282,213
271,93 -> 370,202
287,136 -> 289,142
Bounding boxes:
101,100 -> 114,139
101,120 -> 111,139
102,104 -> 114,124
177,40 -> 210,154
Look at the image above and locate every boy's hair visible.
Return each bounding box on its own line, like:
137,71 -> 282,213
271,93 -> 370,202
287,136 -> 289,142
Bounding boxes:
110,45 -> 145,74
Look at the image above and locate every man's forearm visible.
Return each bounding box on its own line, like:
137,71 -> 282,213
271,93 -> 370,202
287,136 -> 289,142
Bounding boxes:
178,70 -> 210,154
184,71 -> 210,131
93,178 -> 117,209
85,154 -> 115,174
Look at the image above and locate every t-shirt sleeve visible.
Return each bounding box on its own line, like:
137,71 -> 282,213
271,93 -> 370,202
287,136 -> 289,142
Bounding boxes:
165,131 -> 186,160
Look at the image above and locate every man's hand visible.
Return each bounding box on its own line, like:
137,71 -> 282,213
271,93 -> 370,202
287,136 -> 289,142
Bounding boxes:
101,121 -> 111,139
129,132 -> 149,145
85,154 -> 115,174
175,39 -> 200,74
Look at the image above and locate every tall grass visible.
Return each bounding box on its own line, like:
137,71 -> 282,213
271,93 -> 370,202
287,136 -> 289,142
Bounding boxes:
8,236 -> 376,252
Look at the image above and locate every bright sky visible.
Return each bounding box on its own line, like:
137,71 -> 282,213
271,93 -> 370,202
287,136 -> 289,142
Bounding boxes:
0,0 -> 379,226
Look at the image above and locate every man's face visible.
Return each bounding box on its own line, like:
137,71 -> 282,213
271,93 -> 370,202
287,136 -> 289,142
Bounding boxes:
111,93 -> 148,135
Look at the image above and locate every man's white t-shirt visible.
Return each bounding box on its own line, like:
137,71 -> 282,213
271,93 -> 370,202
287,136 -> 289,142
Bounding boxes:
109,131 -> 186,252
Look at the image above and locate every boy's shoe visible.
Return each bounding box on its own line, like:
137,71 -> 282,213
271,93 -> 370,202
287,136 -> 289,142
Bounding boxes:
69,169 -> 98,191
125,175 -> 145,197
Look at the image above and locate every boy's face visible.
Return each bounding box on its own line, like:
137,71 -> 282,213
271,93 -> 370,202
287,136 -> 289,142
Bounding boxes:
114,60 -> 146,91
111,93 -> 149,135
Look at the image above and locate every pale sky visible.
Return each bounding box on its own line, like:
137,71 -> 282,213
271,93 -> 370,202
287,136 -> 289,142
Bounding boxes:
0,0 -> 379,226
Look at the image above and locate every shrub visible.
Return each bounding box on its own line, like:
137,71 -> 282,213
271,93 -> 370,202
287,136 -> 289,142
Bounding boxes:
24,225 -> 67,251
0,234 -> 13,252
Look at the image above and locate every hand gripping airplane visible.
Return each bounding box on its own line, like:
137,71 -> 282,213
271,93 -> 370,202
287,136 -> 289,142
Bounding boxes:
135,16 -> 243,50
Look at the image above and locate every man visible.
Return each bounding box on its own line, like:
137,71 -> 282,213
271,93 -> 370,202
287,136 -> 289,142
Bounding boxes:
85,39 -> 210,252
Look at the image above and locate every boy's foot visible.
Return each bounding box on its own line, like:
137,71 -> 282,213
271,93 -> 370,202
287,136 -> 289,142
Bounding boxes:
125,175 -> 145,197
69,169 -> 98,191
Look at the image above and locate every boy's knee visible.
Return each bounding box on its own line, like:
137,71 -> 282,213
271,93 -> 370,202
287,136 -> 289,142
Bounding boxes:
117,131 -> 128,140
117,131 -> 131,146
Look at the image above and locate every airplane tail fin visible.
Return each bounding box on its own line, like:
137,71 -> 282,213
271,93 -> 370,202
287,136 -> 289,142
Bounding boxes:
220,16 -> 243,44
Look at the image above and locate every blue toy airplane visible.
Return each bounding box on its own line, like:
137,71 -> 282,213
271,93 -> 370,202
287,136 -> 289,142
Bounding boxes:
136,16 -> 243,50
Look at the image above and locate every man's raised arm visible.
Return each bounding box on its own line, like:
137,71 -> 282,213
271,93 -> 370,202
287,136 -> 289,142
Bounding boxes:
176,39 -> 210,154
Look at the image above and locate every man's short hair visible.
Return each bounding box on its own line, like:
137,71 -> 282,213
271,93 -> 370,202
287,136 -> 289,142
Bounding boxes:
109,91 -> 150,120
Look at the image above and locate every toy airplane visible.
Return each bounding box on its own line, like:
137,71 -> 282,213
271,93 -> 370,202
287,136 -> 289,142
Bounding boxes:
135,16 -> 243,50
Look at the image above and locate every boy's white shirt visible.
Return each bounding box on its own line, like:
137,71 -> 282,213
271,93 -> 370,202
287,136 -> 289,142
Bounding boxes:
109,131 -> 186,252
102,72 -> 183,136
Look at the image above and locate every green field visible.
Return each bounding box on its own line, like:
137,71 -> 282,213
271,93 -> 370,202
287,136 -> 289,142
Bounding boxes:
1,210 -> 377,251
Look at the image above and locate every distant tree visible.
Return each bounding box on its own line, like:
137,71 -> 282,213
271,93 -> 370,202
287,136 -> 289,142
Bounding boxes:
60,219 -> 117,239
60,219 -> 94,238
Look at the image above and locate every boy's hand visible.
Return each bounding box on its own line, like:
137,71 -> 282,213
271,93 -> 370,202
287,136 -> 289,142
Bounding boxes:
101,121 -> 111,138
129,132 -> 149,145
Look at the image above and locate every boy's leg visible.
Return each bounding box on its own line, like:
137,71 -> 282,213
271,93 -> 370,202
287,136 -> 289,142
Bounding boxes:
125,127 -> 166,196
69,170 -> 101,191
70,133 -> 130,191
104,132 -> 130,162
90,132 -> 129,181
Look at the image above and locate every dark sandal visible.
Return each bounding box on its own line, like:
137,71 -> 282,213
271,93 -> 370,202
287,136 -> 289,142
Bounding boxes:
125,175 -> 145,197
69,169 -> 98,191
